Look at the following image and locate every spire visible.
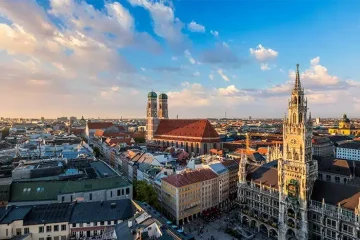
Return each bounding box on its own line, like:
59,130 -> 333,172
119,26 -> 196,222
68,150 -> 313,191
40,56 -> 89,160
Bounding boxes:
295,63 -> 301,90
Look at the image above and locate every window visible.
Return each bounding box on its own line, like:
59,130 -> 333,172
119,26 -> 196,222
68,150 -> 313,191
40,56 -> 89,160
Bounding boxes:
61,225 -> 66,231
107,221 -> 111,225
70,195 -> 73,202
39,238 -> 44,240
110,191 -> 113,197
122,189 -> 124,195
100,221 -> 104,226
335,176 -> 340,183
46,237 -> 52,240
318,173 -> 323,180
6,229 -> 8,236
39,226 -> 44,233
326,218 -> 336,228
126,188 -> 130,195
54,237 -> 59,240
343,224 -> 353,233
72,223 -> 76,227
54,225 -> 59,232
16,228 -> 21,236
117,189 -> 120,196
61,236 -> 67,240
89,193 -> 92,201
46,226 -> 52,232
61,196 -> 65,202
326,175 -> 331,181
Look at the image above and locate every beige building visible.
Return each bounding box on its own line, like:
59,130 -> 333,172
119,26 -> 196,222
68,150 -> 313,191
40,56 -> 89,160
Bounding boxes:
312,136 -> 334,157
161,168 -> 218,225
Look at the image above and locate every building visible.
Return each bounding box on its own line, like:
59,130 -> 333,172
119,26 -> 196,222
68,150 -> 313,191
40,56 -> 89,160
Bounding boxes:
336,141 -> 360,161
209,163 -> 229,208
146,92 -> 221,155
328,114 -> 360,136
221,160 -> 239,202
238,64 -> 360,240
161,168 -> 218,225
0,199 -> 136,240
312,136 -> 334,157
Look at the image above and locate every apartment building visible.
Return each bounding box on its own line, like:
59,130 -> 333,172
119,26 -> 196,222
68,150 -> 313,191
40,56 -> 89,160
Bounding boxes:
336,141 -> 360,161
208,163 -> 229,208
312,136 -> 334,157
161,169 -> 218,225
0,199 -> 135,240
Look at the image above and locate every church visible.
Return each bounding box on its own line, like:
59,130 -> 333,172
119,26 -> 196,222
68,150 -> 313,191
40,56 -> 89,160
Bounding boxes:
238,64 -> 360,240
145,92 -> 221,155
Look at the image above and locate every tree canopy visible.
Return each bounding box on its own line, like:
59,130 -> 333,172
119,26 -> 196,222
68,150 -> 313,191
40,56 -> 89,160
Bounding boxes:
133,180 -> 160,210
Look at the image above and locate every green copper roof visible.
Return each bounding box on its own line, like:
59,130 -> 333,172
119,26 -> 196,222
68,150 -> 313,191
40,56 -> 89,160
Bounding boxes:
159,93 -> 168,100
148,91 -> 157,98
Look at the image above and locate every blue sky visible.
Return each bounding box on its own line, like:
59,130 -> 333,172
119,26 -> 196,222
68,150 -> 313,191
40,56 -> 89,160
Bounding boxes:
0,0 -> 359,118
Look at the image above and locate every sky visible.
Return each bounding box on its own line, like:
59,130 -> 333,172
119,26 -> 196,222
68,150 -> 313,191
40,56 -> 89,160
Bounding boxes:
0,0 -> 360,119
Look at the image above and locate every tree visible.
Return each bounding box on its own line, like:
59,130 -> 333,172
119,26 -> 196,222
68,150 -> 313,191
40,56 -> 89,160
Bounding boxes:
93,147 -> 101,158
134,137 -> 145,143
133,180 -> 160,210
1,127 -> 9,140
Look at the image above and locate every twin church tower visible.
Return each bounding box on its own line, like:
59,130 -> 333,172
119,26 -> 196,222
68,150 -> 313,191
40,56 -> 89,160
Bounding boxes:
146,91 -> 168,141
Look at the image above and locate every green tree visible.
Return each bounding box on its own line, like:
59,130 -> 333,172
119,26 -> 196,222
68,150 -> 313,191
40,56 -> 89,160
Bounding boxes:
1,127 -> 9,140
133,180 -> 160,210
134,137 -> 145,143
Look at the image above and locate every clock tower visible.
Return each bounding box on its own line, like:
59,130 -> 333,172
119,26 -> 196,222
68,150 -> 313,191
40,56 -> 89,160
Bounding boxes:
278,64 -> 318,240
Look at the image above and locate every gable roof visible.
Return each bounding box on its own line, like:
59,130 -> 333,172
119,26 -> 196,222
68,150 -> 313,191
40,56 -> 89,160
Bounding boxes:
311,180 -> 360,210
154,119 -> 219,142
23,203 -> 74,225
10,176 -> 130,202
0,205 -> 32,224
162,168 -> 218,188
246,165 -> 278,189
70,199 -> 135,223
318,158 -> 351,176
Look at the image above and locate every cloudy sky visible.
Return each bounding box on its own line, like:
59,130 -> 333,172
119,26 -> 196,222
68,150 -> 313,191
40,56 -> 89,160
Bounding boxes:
0,0 -> 360,119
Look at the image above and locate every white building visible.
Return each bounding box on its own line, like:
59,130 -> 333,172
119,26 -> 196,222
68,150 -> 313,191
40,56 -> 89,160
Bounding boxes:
336,141 -> 360,161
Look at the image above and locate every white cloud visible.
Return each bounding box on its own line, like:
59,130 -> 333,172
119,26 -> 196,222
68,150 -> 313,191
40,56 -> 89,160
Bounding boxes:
141,67 -> 146,71
217,69 -> 230,81
310,56 -> 320,65
210,30 -> 219,37
168,82 -> 210,107
250,44 -> 278,61
187,21 -> 205,33
218,85 -> 239,96
128,0 -> 186,49
209,74 -> 214,80
171,56 -> 177,61
260,63 -> 270,71
184,49 -> 196,64
193,71 -> 200,77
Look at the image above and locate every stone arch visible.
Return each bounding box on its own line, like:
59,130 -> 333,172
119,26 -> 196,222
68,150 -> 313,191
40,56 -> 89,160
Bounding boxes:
269,229 -> 278,239
287,218 -> 295,228
287,208 -> 295,218
286,229 -> 296,240
242,216 -> 249,225
259,224 -> 268,235
299,113 -> 303,123
250,219 -> 257,228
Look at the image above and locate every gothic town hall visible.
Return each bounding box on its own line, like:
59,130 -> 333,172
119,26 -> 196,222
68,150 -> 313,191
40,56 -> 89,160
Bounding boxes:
237,64 -> 360,240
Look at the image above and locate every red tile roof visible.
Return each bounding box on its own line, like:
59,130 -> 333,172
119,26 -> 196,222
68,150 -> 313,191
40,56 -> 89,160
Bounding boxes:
154,119 -> 220,142
246,165 -> 278,189
87,122 -> 113,130
162,168 -> 218,188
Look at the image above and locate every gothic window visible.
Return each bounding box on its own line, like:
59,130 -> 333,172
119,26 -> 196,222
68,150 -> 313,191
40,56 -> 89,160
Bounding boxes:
298,96 -> 301,105
204,143 -> 208,154
299,113 -> 303,123
159,104 -> 162,109
293,96 -> 297,104
294,153 -> 299,160
148,103 -> 150,109
292,113 -> 297,123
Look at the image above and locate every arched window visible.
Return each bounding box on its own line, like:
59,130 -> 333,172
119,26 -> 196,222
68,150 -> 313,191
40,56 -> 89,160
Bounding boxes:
292,113 -> 296,123
298,96 -> 301,105
204,143 -> 208,154
191,143 -> 194,153
299,113 -> 303,123
196,143 -> 199,154
293,96 -> 297,104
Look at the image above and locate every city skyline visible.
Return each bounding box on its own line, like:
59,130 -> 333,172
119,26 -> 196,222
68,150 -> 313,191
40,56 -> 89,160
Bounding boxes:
1,0 -> 360,118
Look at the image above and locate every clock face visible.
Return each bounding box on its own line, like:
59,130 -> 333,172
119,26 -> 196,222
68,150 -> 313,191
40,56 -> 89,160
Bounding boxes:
289,138 -> 298,146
